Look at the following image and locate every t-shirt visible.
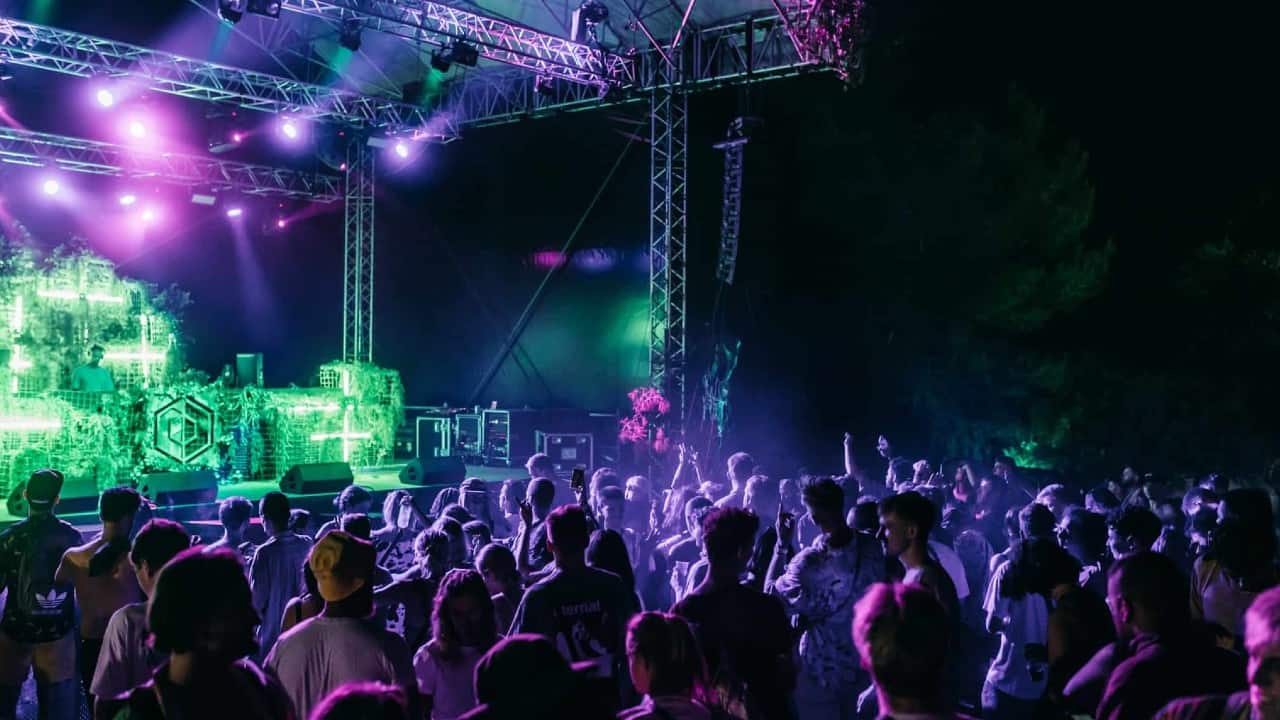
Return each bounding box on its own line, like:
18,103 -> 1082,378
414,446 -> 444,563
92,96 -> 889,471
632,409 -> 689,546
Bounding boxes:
72,365 -> 114,393
618,695 -> 713,720
0,513 -> 81,643
204,538 -> 257,568
374,577 -> 438,652
248,532 -> 311,659
983,559 -> 1050,700
509,565 -> 637,671
673,582 -> 794,720
266,615 -> 416,720
414,643 -> 486,720
373,528 -> 418,575
91,602 -> 160,702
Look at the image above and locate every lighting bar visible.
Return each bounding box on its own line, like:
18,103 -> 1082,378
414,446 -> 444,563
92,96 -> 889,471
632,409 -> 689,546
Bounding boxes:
36,288 -> 125,303
0,126 -> 342,201
289,403 -> 341,413
281,0 -> 632,89
0,17 -> 458,139
309,431 -> 371,441
0,417 -> 62,431
103,350 -> 167,362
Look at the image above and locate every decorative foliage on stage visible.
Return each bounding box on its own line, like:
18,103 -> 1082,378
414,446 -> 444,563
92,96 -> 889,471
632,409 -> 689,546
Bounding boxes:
0,230 -> 402,500
620,386 -> 671,456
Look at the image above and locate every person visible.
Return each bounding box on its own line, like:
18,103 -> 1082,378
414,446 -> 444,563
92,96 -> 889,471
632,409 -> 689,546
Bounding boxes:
1058,506 -> 1109,597
1035,484 -> 1073,521
1086,487 -> 1121,517
877,491 -> 959,615
376,528 -> 450,652
768,477 -> 885,720
56,485 -> 145,705
91,519 -> 191,719
371,490 -> 428,575
459,478 -> 496,532
461,634 -> 614,720
1044,540 -> 1114,711
597,485 -> 628,534
853,582 -> 970,720
715,452 -> 755,509
205,496 -> 256,566
587,530 -> 640,610
1157,585 -> 1280,719
1192,488 -> 1280,640
1107,505 -> 1163,560
661,496 -> 714,601
673,507 -> 793,720
288,509 -> 313,541
1095,551 -> 1245,720
476,543 -> 522,634
618,612 -> 712,720
498,479 -> 526,537
779,478 -> 803,517
338,514 -> 394,587
316,485 -> 374,538
280,564 -> 323,636
71,344 -> 115,393
100,548 -> 293,720
414,569 -> 499,720
981,506 -> 1075,720
267,531 -> 417,720
463,521 -> 493,563
514,477 -> 557,578
0,469 -> 82,720
435,517 -> 469,570
987,508 -> 1022,575
249,492 -> 312,660
430,489 -> 461,518
525,453 -> 561,505
310,682 -> 410,720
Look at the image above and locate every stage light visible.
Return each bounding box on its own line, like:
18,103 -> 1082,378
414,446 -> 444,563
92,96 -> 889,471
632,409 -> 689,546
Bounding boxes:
430,51 -> 451,74
127,119 -> 146,139
451,42 -> 479,67
119,194 -> 137,206
226,207 -> 244,218
141,208 -> 158,223
41,179 -> 59,196
394,141 -> 410,159
95,88 -> 116,108
191,192 -> 217,206
276,218 -> 287,229
279,118 -> 299,141
339,18 -> 362,52
232,131 -> 244,144
247,0 -> 281,19
218,0 -> 246,24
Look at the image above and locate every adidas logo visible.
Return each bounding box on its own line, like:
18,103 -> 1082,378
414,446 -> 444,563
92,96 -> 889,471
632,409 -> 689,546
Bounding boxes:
35,589 -> 67,609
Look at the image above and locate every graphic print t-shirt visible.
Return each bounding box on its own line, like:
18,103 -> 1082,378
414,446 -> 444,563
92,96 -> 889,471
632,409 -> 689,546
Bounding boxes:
509,566 -> 637,669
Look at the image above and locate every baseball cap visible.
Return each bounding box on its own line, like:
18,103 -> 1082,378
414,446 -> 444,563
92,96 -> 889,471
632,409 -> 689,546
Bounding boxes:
25,469 -> 65,507
308,530 -> 375,603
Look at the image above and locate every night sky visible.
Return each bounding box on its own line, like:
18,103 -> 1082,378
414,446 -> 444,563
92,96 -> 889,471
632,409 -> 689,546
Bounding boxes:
2,0 -> 1278,478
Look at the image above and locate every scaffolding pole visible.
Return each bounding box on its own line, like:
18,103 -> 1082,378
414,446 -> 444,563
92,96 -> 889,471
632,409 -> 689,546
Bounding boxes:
649,57 -> 688,437
342,140 -> 375,364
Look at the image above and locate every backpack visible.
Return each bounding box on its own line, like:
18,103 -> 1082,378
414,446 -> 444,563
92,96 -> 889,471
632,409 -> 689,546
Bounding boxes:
1,517 -> 78,640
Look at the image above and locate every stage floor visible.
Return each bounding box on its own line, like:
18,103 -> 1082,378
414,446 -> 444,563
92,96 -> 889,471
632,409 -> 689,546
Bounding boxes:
0,463 -> 520,530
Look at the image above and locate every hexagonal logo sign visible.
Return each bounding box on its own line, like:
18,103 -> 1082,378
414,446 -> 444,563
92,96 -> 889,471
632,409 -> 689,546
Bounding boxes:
152,396 -> 215,464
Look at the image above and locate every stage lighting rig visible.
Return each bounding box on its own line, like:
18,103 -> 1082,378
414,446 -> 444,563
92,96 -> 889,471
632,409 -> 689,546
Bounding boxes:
429,52 -> 451,74
339,18 -> 362,52
571,1 -> 609,44
247,0 -> 282,19
218,0 -> 246,24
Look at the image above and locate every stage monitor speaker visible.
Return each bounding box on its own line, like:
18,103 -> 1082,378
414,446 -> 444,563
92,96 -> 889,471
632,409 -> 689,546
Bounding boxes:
399,457 -> 465,487
6,475 -> 100,517
136,470 -> 218,507
280,462 -> 353,495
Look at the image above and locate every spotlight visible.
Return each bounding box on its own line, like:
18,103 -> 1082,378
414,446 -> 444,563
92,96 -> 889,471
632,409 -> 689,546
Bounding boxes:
95,88 -> 116,108
218,0 -> 246,24
571,1 -> 609,43
394,141 -> 410,159
279,118 -> 299,141
127,119 -> 147,139
339,18 -> 362,52
534,75 -> 557,96
41,179 -> 60,196
119,194 -> 137,206
191,192 -> 217,206
430,51 -> 451,74
276,218 -> 287,229
226,207 -> 243,218
247,0 -> 281,18
141,208 -> 159,224
450,42 -> 479,67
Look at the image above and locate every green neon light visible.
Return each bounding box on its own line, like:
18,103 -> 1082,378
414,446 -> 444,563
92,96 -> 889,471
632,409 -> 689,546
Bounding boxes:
0,417 -> 62,431
11,295 -> 23,334
289,404 -> 341,414
9,346 -> 30,372
37,289 -> 124,304
104,350 -> 166,362
310,431 -> 371,442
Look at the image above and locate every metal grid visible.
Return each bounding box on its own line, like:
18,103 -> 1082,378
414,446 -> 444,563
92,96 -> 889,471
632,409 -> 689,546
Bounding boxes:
281,0 -> 633,88
0,16 -> 455,138
713,119 -> 749,285
648,57 -> 687,436
342,141 -> 376,364
0,126 -> 343,201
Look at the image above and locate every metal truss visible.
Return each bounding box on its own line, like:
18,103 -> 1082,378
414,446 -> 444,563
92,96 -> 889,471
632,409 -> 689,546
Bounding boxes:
0,16 -> 456,138
342,140 -> 375,364
445,12 -> 821,127
712,118 -> 749,286
281,0 -> 633,88
648,58 -> 687,436
0,126 -> 341,201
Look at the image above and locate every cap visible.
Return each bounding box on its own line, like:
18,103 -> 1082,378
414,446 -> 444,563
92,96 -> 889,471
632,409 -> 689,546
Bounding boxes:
25,469 -> 64,507
460,477 -> 487,494
308,530 -> 375,603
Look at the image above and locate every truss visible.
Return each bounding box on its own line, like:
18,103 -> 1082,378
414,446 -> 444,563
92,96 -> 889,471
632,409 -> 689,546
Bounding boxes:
0,17 -> 456,138
281,0 -> 633,88
648,59 -> 687,436
713,118 -> 749,285
342,140 -> 375,363
0,126 -> 341,201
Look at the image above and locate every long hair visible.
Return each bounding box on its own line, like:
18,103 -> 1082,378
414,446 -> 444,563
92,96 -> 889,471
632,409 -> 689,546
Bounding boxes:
431,569 -> 498,662
1000,537 -> 1079,599
626,612 -> 709,699
587,530 -> 636,592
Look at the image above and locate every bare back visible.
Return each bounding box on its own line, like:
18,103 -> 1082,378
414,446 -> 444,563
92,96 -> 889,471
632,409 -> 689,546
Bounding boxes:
57,536 -> 143,639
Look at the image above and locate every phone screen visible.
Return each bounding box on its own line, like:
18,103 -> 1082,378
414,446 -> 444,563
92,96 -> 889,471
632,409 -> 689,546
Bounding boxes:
570,467 -> 586,492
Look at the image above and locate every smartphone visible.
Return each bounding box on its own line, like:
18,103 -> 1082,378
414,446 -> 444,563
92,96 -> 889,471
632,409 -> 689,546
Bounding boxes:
570,467 -> 586,493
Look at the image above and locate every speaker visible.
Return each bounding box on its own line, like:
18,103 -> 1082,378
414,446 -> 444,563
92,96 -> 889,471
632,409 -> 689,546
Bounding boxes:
280,462 -> 354,494
5,476 -> 100,517
399,457 -> 465,487
235,353 -> 264,387
136,470 -> 218,506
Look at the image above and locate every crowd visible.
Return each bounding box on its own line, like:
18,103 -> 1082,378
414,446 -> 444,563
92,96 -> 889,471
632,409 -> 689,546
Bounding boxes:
1,433 -> 1279,720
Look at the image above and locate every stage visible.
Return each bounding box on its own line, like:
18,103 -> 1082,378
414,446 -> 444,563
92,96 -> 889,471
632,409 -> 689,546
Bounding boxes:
0,463 -> 519,539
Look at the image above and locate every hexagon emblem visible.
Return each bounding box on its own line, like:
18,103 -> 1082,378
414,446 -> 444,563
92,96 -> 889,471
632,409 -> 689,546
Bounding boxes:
152,396 -> 215,463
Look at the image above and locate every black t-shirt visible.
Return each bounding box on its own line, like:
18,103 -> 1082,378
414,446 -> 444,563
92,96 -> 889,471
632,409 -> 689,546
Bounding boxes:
672,581 -> 794,720
0,513 -> 81,643
510,566 -> 637,667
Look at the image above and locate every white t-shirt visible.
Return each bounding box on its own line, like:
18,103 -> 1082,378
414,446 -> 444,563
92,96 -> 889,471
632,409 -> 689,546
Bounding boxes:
982,559 -> 1049,700
266,615 -> 416,720
91,602 -> 158,700
413,643 -> 485,720
928,540 -> 970,600
72,365 -> 114,393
